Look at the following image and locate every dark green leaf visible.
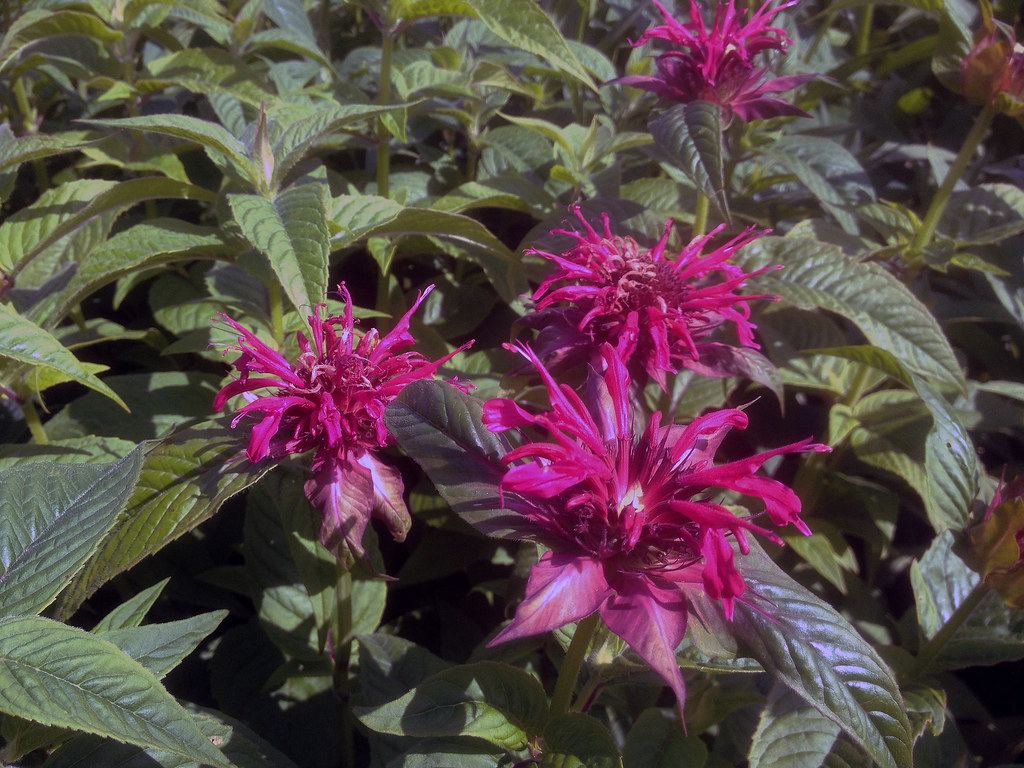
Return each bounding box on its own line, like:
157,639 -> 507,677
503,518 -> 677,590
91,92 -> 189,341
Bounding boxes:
97,611 -> 227,680
541,713 -> 620,768
748,683 -> 841,768
622,708 -> 707,768
648,102 -> 728,221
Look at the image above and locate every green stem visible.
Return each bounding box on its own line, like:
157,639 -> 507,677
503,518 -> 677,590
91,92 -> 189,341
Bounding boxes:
333,568 -> 354,767
22,397 -> 48,444
268,281 -> 284,347
549,613 -> 600,718
912,581 -> 990,678
855,4 -> 874,56
910,102 -> 997,254
376,32 -> 395,198
692,192 -> 710,237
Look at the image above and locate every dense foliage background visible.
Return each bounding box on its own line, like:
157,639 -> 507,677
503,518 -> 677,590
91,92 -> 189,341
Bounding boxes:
1,0 -> 1023,766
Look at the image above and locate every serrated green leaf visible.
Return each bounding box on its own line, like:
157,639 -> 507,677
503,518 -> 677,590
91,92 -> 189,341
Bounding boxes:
0,9 -> 122,73
138,48 -> 272,107
229,183 -> 329,311
354,661 -> 548,751
648,102 -> 728,220
911,531 -> 1024,671
274,104 -> 415,187
0,129 -> 90,175
28,219 -> 232,328
386,379 -> 520,538
939,183 -> 1024,245
0,304 -> 128,410
97,611 -> 227,680
0,450 -> 142,617
355,633 -> 453,708
762,136 -> 875,234
725,542 -> 914,768
465,0 -> 594,89
748,684 -> 841,768
0,616 -> 231,767
917,379 -> 977,532
359,206 -> 527,304
622,707 -> 706,768
2,177 -> 216,281
80,115 -> 251,180
541,713 -> 620,768
735,236 -> 965,393
54,418 -> 273,619
92,578 -> 170,633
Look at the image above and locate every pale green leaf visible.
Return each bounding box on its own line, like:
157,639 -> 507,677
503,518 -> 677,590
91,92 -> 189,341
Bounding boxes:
0,304 -> 127,409
748,684 -> 841,768
97,611 -> 228,680
92,578 -> 170,633
229,183 -> 330,311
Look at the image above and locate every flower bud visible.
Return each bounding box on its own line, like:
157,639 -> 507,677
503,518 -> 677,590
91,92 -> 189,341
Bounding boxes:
960,477 -> 1024,607
961,21 -> 1024,115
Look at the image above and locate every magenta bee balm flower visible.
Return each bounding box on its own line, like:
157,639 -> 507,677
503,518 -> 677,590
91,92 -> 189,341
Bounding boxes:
483,342 -> 828,714
611,0 -> 814,122
522,206 -> 776,389
215,283 -> 469,562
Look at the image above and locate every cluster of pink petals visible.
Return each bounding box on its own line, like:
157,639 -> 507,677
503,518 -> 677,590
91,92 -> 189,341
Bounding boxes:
483,342 -> 829,711
961,19 -> 1024,115
522,206 -> 775,389
611,0 -> 814,121
215,283 -> 469,561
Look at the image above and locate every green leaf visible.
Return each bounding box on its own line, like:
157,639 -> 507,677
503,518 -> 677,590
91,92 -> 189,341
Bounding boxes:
92,578 -> 170,633
938,183 -> 1024,245
139,48 -> 273,107
911,531 -> 1024,670
0,10 -> 122,73
0,304 -> 128,409
354,661 -> 548,751
274,104 -> 416,187
762,136 -> 875,234
355,633 -> 452,708
96,611 -> 227,680
748,684 -> 842,768
734,236 -> 965,393
463,0 -> 594,89
246,474 -> 334,661
385,379 -> 520,537
541,713 -> 620,768
54,418 -> 273,618
229,183 -> 330,311
28,219 -> 233,328
81,115 -> 250,181
0,450 -> 142,617
648,102 -> 728,221
2,177 -> 216,281
359,205 -> 528,304
0,128 -> 91,175
725,542 -> 914,768
917,379 -> 977,532
0,616 -> 231,767
44,706 -> 302,768
622,708 -> 707,768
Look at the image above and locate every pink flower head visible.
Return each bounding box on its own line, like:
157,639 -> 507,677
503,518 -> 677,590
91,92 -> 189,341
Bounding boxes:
522,206 -> 776,389
215,283 -> 471,561
610,0 -> 814,122
483,342 -> 828,715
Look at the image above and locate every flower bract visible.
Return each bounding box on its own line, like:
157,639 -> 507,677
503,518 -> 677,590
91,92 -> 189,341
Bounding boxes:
215,283 -> 469,562
522,206 -> 775,389
482,342 -> 828,714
